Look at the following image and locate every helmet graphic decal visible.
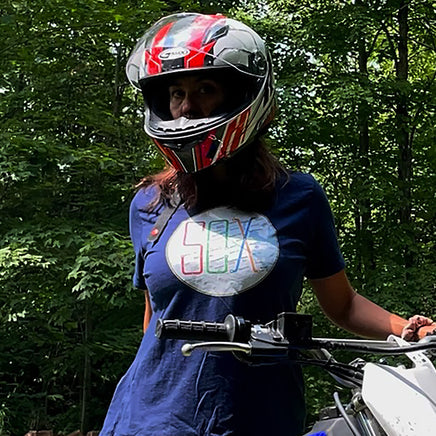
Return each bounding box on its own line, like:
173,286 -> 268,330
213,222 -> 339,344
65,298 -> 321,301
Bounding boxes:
218,108 -> 251,160
143,14 -> 224,77
193,130 -> 218,171
158,47 -> 190,60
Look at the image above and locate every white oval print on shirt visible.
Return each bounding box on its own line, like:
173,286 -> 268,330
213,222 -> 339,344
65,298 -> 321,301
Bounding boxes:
166,207 -> 279,296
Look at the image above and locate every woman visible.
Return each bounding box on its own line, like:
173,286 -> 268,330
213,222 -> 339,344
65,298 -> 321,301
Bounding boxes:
101,13 -> 434,435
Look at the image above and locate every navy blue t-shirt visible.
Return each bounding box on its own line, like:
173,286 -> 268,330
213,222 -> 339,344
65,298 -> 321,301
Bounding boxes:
101,172 -> 345,436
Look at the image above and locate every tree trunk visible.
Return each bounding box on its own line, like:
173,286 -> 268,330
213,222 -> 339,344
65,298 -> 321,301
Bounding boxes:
355,2 -> 375,277
80,304 -> 92,434
396,0 -> 413,268
113,44 -> 124,120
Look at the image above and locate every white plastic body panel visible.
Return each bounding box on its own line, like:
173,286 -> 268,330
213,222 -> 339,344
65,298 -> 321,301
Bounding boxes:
362,336 -> 436,435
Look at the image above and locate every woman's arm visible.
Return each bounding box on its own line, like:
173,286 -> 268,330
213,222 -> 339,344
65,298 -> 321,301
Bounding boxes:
309,269 -> 434,340
143,289 -> 153,333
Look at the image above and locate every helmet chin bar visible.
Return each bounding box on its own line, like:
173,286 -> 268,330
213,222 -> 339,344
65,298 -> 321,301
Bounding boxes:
147,114 -> 223,141
160,134 -> 210,151
153,129 -> 224,174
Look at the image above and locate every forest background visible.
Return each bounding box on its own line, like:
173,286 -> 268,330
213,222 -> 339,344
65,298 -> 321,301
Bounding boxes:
1,0 -> 435,434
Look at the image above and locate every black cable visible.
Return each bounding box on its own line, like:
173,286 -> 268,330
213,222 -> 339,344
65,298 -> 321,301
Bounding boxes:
313,339 -> 436,355
298,351 -> 365,374
296,360 -> 363,388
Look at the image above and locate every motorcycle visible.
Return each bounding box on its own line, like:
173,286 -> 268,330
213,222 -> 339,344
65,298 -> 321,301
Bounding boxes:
155,312 -> 436,436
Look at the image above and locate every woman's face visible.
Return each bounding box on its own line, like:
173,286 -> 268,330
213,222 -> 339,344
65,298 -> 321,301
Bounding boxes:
169,75 -> 226,119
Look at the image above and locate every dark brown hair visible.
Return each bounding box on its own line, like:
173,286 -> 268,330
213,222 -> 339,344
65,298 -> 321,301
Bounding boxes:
136,138 -> 287,212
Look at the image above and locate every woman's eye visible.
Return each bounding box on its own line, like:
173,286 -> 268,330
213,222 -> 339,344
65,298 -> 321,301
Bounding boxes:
199,84 -> 216,94
170,88 -> 184,99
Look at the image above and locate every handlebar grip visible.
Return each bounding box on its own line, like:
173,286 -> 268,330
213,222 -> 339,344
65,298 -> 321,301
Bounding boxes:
155,315 -> 252,342
155,319 -> 228,341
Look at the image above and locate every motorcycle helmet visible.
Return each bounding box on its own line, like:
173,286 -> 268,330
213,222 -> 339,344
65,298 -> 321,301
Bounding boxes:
126,13 -> 275,173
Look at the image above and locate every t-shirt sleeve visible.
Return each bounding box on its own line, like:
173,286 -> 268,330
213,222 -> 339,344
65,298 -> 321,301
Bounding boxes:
305,177 -> 345,279
129,187 -> 160,290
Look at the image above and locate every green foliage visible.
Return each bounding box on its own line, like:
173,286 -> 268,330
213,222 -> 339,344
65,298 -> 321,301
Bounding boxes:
0,223 -> 143,433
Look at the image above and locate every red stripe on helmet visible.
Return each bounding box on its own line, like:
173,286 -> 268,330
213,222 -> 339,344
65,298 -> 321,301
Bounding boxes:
153,139 -> 185,172
153,20 -> 174,47
228,109 -> 250,153
188,15 -> 223,48
183,15 -> 224,69
146,21 -> 174,75
193,131 -> 217,170
145,50 -> 163,75
218,109 -> 251,160
186,41 -> 216,69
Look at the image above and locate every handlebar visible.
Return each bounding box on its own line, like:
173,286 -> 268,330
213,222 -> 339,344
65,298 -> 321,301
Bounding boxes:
156,312 -> 436,390
156,312 -> 436,357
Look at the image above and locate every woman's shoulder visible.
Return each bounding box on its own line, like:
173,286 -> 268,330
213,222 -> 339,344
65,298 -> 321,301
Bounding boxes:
279,170 -> 321,194
273,171 -> 330,215
287,170 -> 315,183
130,184 -> 162,214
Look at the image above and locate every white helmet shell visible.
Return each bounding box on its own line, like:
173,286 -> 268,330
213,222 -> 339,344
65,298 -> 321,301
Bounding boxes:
126,13 -> 275,173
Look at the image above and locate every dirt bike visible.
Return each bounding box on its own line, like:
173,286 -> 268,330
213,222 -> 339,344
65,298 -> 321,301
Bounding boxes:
155,312 -> 436,436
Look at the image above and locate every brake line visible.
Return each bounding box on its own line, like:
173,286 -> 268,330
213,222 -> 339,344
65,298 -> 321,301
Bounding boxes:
333,391 -> 363,436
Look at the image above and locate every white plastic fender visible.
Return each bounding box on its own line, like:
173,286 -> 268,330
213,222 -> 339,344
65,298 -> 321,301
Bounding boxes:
362,335 -> 436,436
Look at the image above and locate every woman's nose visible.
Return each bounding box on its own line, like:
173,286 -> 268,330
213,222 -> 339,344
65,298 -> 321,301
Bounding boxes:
180,98 -> 192,115
180,95 -> 199,118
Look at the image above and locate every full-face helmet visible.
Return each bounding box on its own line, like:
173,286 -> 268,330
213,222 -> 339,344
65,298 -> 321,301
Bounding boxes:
126,13 -> 275,173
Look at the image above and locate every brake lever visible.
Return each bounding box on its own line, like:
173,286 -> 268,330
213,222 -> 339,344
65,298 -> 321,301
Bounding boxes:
181,341 -> 252,356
